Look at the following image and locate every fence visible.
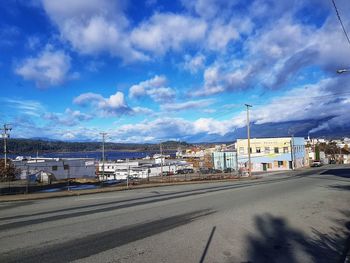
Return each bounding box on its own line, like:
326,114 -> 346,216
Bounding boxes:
0,169 -> 242,196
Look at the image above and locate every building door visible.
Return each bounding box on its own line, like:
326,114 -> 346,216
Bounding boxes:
262,163 -> 267,171
289,161 -> 293,169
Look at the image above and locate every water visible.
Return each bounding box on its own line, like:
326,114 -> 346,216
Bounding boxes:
2,151 -> 175,160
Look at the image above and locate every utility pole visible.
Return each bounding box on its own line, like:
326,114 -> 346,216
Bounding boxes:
290,135 -> 295,170
100,132 -> 107,182
160,142 -> 163,177
126,158 -> 129,189
245,104 -> 252,177
1,124 -> 12,171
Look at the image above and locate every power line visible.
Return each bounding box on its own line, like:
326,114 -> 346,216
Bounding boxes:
331,0 -> 350,47
100,132 -> 107,182
1,124 -> 12,169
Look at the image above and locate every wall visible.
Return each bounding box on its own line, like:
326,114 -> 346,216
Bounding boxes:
14,158 -> 96,180
236,137 -> 306,172
212,152 -> 237,171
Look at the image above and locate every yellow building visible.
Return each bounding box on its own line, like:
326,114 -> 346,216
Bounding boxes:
235,137 -> 306,172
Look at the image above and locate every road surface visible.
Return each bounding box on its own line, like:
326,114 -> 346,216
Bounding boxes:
0,165 -> 349,263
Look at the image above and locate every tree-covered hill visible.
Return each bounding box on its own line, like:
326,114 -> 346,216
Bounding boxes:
0,139 -> 192,154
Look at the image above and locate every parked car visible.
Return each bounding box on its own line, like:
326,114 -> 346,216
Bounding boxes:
311,161 -> 322,167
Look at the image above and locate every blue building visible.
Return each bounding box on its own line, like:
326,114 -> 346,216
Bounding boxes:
212,151 -> 237,171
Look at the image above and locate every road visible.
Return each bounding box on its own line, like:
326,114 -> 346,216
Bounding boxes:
0,165 -> 349,263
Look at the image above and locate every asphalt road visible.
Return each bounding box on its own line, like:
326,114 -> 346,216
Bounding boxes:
0,165 -> 349,263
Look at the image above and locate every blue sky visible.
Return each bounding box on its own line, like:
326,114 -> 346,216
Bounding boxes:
1,0 -> 350,142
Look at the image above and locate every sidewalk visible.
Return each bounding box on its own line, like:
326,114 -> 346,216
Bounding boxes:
0,176 -> 261,202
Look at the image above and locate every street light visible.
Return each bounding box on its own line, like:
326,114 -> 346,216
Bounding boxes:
336,69 -> 350,74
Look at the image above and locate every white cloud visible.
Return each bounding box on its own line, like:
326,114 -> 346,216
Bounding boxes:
229,78 -> 350,132
131,13 -> 207,55
181,0 -> 238,20
161,99 -> 214,111
206,20 -> 239,50
74,91 -> 130,116
129,75 -> 176,102
109,116 -> 234,141
41,0 -> 148,62
183,54 -> 206,74
193,63 -> 254,96
193,9 -> 350,96
43,108 -> 93,126
40,0 -> 256,63
74,90 -> 153,117
2,98 -> 45,117
15,46 -> 75,87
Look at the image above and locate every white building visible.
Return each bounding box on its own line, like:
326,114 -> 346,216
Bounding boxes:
97,159 -> 193,181
13,157 -> 96,181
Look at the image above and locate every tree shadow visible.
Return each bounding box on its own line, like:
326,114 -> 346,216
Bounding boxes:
320,168 -> 350,179
327,184 -> 350,191
245,213 -> 350,263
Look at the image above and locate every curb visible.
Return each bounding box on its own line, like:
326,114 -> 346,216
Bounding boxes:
0,176 -> 261,202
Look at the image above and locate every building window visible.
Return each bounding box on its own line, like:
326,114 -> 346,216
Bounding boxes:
278,161 -> 283,167
274,147 -> 279,153
265,147 -> 270,154
52,166 -> 57,171
283,147 -> 289,153
239,147 -> 244,154
256,147 -> 261,153
64,164 -> 69,170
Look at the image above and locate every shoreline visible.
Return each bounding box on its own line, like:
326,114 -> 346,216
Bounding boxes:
5,149 -> 177,156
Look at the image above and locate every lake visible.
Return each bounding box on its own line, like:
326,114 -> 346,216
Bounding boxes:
2,150 -> 176,160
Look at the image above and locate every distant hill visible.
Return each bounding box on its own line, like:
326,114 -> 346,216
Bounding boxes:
1,139 -> 191,154
2,118 -> 349,153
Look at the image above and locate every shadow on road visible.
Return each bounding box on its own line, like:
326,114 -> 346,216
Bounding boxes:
327,184 -> 350,191
245,213 -> 350,263
321,169 -> 350,179
0,209 -> 216,263
199,226 -> 216,263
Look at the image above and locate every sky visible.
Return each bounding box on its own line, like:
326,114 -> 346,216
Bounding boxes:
1,0 -> 350,143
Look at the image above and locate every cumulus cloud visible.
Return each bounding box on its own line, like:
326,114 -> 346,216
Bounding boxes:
74,91 -> 130,116
39,0 -> 253,62
193,2 -> 350,96
41,0 -> 148,62
15,46 -> 75,87
193,63 -> 254,96
74,90 -> 153,117
129,75 -> 176,102
108,116 -> 236,142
